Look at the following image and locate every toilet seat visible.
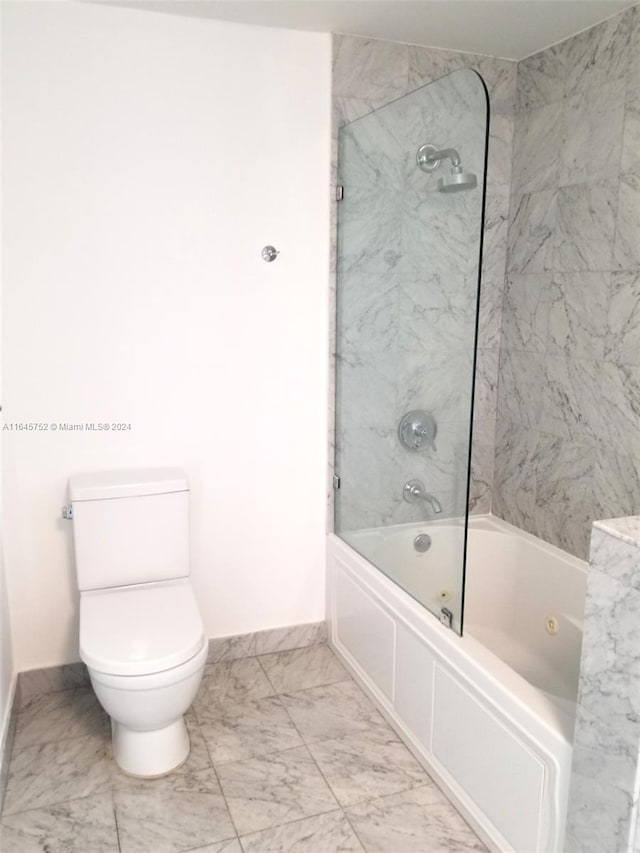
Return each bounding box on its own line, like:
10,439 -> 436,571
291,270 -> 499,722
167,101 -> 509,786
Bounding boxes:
80,578 -> 205,677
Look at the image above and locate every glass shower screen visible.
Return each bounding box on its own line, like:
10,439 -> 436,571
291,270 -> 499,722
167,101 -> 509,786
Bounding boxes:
334,69 -> 488,635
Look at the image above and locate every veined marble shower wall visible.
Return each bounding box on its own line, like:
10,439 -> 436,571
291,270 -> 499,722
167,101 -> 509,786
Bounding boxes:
333,69 -> 488,631
494,6 -> 640,559
329,36 -> 517,531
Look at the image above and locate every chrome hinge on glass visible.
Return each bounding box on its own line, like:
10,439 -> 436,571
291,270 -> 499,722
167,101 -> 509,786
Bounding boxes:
333,474 -> 341,490
440,608 -> 453,630
335,185 -> 344,201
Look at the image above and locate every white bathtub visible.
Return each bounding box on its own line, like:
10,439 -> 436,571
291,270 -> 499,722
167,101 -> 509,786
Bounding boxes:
327,514 -> 587,853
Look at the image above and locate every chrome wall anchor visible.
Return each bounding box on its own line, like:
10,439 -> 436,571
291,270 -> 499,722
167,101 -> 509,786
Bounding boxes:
261,245 -> 280,263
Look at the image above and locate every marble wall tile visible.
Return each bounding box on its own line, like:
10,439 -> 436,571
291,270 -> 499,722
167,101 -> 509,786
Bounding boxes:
497,350 -> 545,428
534,502 -> 594,560
469,438 -> 494,514
597,361 -> 640,457
337,270 -> 399,354
333,36 -> 408,103
331,34 -> 507,531
492,481 -> 538,536
336,183 -> 403,275
495,6 -> 640,558
476,275 -> 504,351
594,451 -> 640,527
560,80 -> 625,185
533,432 -> 595,509
203,622 -> 328,665
486,113 -> 514,192
553,179 -> 617,272
334,96 -> 381,128
481,190 -> 510,280
563,7 -> 632,96
473,346 -> 499,428
540,355 -> 602,443
395,348 -> 474,422
547,272 -> 609,360
567,535 -> 640,853
590,523 -> 640,590
516,44 -> 565,113
606,270 -> 640,365
336,352 -> 397,429
501,273 -> 550,352
476,56 -> 517,117
613,171 -> 640,270
253,622 -> 328,657
507,190 -> 556,273
566,744 -> 640,853
511,102 -> 562,195
492,418 -> 539,501
622,11 -> 640,175
396,278 -> 475,354
406,45 -> 466,91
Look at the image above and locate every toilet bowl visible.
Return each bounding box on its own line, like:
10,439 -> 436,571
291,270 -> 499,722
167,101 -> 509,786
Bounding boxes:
69,468 -> 207,778
80,577 -> 208,777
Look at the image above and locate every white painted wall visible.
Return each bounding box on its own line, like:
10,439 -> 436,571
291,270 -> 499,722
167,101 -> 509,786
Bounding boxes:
0,522 -> 14,759
0,4 -> 16,761
2,3 -> 331,670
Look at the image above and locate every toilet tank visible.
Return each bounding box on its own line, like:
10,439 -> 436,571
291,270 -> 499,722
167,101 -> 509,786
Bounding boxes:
69,468 -> 190,591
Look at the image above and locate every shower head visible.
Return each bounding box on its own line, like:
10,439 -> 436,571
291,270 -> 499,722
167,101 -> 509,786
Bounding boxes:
416,143 -> 477,193
438,165 -> 477,193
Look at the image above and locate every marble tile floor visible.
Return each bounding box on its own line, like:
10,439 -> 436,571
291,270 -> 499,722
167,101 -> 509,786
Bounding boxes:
0,644 -> 486,852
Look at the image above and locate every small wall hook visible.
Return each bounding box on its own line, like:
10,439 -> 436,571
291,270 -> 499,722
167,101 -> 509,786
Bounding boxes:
261,245 -> 280,263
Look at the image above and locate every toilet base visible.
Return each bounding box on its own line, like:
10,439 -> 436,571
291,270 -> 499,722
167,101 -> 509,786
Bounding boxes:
112,717 -> 190,777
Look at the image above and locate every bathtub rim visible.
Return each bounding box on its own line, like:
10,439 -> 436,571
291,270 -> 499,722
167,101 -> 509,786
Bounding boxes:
342,512 -> 588,576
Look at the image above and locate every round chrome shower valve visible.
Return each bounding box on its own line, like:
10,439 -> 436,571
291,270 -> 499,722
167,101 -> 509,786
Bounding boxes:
416,143 -> 440,172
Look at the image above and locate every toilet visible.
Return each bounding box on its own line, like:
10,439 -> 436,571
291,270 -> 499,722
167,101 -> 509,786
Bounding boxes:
69,467 -> 208,778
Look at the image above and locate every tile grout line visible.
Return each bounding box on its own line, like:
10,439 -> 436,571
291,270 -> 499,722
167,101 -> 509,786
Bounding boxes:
273,670 -> 375,850
203,718 -> 243,847
1,789 -> 114,822
266,654 -> 481,848
254,653 -> 279,696
112,790 -> 123,853
236,806 -> 351,849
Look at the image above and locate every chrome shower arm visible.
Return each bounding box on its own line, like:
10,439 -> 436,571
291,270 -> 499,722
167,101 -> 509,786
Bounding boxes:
424,147 -> 461,167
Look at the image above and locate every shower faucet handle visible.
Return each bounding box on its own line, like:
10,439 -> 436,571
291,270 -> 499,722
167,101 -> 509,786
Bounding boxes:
398,410 -> 437,453
403,479 -> 443,514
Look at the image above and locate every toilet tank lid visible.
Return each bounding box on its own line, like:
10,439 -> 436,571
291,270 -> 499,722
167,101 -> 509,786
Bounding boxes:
70,468 -> 189,502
